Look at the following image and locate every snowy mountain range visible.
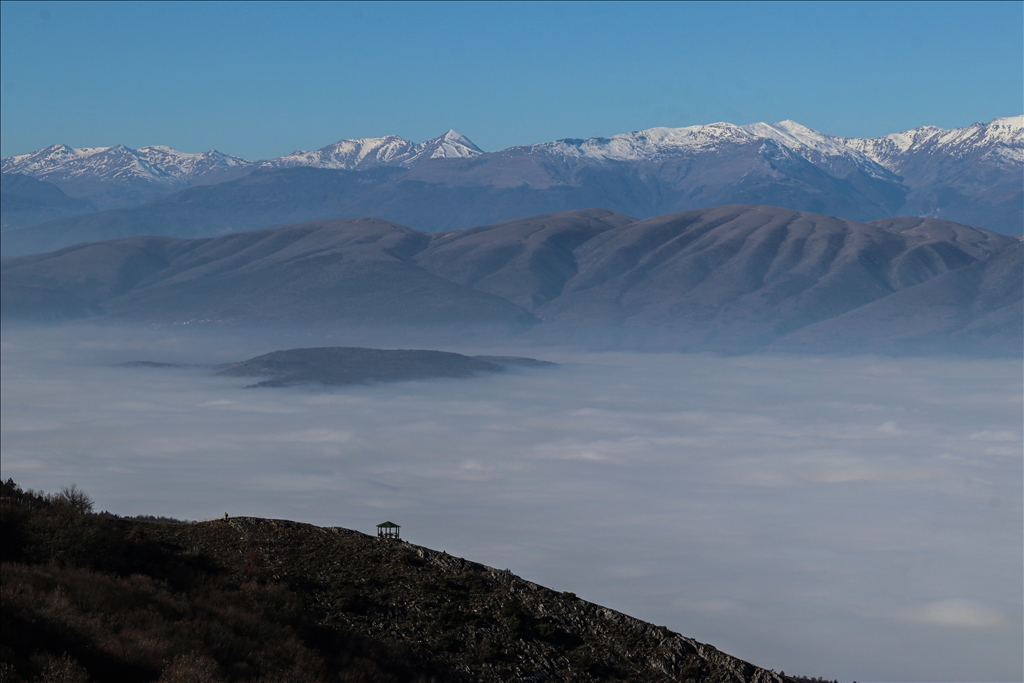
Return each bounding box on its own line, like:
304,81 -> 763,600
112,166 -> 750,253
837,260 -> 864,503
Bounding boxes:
2,144 -> 252,194
7,116 -> 1018,184
843,116 -> 1024,170
2,116 -> 1021,246
266,130 -> 483,170
1,130 -> 483,208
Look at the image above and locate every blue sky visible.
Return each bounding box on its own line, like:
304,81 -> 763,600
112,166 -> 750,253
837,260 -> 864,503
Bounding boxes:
1,1 -> 1021,158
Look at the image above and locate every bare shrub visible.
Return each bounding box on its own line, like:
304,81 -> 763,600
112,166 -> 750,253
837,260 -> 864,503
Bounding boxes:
157,653 -> 223,683
0,662 -> 21,683
32,654 -> 90,683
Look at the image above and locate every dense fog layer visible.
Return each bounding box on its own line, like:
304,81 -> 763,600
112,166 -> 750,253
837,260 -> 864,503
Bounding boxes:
1,324 -> 1021,682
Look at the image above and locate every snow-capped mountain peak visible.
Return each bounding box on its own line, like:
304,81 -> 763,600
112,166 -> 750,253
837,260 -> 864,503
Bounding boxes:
2,144 -> 111,176
986,115 -> 1024,139
843,116 -> 1024,169
511,116 -> 1021,185
530,122 -> 757,162
529,119 -> 876,165
743,120 -> 853,156
403,130 -> 484,165
1,143 -> 256,187
267,131 -> 484,170
527,120 -> 897,181
1,130 -> 487,199
270,134 -> 418,170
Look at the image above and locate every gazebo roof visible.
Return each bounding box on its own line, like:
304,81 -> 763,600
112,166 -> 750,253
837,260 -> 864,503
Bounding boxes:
377,521 -> 400,528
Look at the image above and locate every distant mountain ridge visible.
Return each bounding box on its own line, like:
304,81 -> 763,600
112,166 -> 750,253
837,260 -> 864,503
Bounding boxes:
843,116 -> 1023,169
9,117 -> 1018,181
3,117 -> 1020,242
3,206 -> 1019,355
0,144 -> 254,209
267,129 -> 483,171
0,173 -> 97,230
1,130 -> 482,211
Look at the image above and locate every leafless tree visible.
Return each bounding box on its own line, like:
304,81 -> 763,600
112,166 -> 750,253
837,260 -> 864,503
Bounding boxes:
53,484 -> 94,514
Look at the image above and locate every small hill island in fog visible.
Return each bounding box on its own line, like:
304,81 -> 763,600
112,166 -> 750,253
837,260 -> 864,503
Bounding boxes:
215,347 -> 555,388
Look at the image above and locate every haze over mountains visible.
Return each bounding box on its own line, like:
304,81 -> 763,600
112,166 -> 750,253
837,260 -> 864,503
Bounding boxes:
2,117 -> 1020,256
3,205 -> 1019,355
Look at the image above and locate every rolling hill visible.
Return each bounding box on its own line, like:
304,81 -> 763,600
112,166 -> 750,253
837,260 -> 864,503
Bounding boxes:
2,206 -> 1019,354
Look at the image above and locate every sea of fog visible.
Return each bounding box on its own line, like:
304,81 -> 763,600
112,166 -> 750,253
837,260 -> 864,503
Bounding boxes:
1,324 -> 1021,682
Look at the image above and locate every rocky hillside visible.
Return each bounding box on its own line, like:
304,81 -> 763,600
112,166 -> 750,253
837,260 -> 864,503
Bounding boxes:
0,480 -> 799,683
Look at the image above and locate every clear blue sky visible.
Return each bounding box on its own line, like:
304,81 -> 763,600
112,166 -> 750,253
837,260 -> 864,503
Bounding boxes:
1,1 -> 1021,158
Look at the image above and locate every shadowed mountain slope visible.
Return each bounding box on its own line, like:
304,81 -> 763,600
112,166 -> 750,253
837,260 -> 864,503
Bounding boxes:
525,206 -> 1017,349
3,206 -> 1019,353
772,240 -> 1023,355
0,167 -> 407,256
415,209 -> 635,310
1,173 -> 98,231
866,216 -> 1019,261
1,217 -> 539,331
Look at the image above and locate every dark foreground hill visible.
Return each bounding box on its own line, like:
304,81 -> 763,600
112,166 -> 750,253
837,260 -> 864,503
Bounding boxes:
2,206 -> 1019,354
214,347 -> 552,388
0,481 -> 797,683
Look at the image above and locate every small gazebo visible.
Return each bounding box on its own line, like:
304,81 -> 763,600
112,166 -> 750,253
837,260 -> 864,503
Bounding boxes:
376,521 -> 400,540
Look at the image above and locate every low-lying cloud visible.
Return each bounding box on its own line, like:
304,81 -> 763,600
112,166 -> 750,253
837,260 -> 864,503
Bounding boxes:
1,324 -> 1021,682
903,599 -> 1011,629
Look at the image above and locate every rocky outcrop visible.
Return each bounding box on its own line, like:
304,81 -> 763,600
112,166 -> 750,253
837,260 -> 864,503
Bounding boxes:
183,516 -> 785,682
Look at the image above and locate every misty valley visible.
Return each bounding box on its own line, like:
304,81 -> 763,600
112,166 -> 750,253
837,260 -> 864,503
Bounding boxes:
1,321 -> 1020,682
1,116 -> 1022,683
